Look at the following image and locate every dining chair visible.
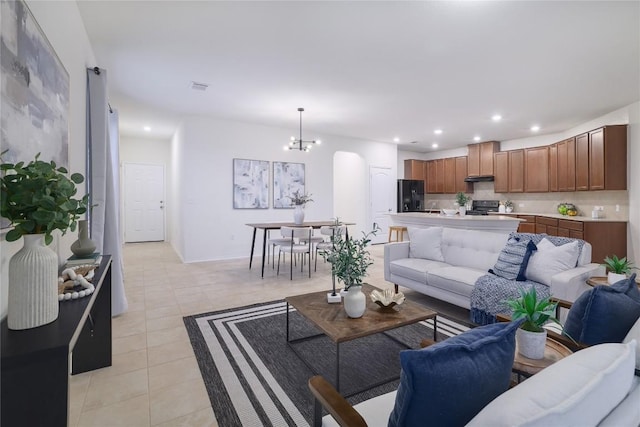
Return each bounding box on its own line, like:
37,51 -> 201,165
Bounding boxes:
314,225 -> 347,271
277,226 -> 313,279
266,230 -> 292,268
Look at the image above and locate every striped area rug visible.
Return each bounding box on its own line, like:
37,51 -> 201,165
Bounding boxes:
184,300 -> 469,427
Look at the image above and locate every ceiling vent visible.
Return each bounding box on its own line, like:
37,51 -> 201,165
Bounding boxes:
189,81 -> 209,91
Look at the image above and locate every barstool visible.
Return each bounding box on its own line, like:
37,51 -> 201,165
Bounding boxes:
388,226 -> 408,242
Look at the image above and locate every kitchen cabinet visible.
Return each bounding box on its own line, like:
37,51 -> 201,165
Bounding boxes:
435,159 -> 445,193
557,137 -> 576,191
509,150 -> 525,193
549,143 -> 558,192
493,152 -> 509,193
532,216 -> 627,264
575,132 -> 590,190
589,126 -> 627,190
426,160 -> 437,193
524,146 -> 549,192
444,157 -> 456,194
404,159 -> 425,192
467,141 -> 499,177
455,156 -> 472,194
517,215 -> 536,233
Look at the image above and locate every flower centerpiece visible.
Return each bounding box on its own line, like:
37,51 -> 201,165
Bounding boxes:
505,287 -> 561,359
504,199 -> 514,213
289,190 -> 313,224
455,192 -> 469,215
1,151 -> 89,329
323,223 -> 378,318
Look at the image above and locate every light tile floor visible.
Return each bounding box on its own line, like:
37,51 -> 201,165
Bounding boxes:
69,241 -> 396,426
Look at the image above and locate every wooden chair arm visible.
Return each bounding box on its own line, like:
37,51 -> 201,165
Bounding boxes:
308,375 -> 367,427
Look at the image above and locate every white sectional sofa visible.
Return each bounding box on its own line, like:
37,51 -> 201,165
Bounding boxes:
384,227 -> 601,309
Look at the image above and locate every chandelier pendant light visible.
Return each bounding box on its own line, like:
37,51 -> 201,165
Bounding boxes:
285,107 -> 321,151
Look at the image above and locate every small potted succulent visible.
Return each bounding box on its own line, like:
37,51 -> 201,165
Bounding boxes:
505,287 -> 561,359
603,255 -> 637,284
455,192 -> 469,216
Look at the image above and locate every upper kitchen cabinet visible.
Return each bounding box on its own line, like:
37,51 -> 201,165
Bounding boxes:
549,143 -> 558,192
493,152 -> 509,193
589,125 -> 627,190
575,133 -> 590,190
443,157 -> 456,194
557,137 -> 576,191
426,160 -> 437,193
454,156 -> 472,193
435,159 -> 445,193
524,146 -> 549,192
509,149 -> 525,193
467,141 -> 500,177
404,159 -> 425,180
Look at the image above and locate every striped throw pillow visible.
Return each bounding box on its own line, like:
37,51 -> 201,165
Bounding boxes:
489,237 -> 537,281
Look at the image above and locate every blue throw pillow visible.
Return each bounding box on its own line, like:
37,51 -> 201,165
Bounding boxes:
489,237 -> 537,281
564,273 -> 640,345
387,320 -> 522,427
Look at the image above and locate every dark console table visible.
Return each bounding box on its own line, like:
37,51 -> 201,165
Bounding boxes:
1,256 -> 113,426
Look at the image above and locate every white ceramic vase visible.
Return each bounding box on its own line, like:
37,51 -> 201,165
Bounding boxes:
506,206 -> 513,213
458,206 -> 466,216
608,272 -> 627,284
293,205 -> 305,225
8,234 -> 59,330
343,285 -> 366,318
70,219 -> 97,257
516,328 -> 547,359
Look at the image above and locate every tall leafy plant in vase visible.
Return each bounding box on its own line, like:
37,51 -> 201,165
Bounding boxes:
289,190 -> 313,225
1,152 -> 88,329
323,223 -> 378,318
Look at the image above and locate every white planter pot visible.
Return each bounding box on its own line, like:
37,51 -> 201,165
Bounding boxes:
8,234 -> 59,330
505,206 -> 513,213
343,285 -> 366,318
608,272 -> 627,285
458,206 -> 466,216
293,205 -> 305,225
516,328 -> 547,359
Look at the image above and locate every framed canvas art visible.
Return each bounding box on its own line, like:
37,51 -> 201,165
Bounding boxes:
233,159 -> 269,209
273,162 -> 305,208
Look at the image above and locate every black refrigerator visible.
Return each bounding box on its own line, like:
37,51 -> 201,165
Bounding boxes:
397,179 -> 425,212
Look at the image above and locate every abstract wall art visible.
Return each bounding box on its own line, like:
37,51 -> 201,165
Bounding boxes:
273,162 -> 305,208
233,159 -> 269,209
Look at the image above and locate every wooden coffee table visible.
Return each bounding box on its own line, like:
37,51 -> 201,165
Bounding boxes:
285,283 -> 437,394
513,338 -> 572,380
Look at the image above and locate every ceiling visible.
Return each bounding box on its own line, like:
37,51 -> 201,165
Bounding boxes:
76,1 -> 640,153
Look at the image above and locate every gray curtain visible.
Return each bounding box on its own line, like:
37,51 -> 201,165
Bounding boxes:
86,67 -> 127,316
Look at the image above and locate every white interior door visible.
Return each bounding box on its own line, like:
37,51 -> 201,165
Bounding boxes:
124,163 -> 165,242
370,166 -> 394,244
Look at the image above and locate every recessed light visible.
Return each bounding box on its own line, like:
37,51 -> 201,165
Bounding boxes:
473,136 -> 481,142
393,137 -> 400,143
432,143 -> 438,148
491,114 -> 502,122
143,126 -> 151,132
434,129 -> 443,135
530,125 -> 540,132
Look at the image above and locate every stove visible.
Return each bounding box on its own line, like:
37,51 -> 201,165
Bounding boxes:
466,200 -> 500,215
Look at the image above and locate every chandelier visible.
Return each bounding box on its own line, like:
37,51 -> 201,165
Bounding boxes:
285,107 -> 321,152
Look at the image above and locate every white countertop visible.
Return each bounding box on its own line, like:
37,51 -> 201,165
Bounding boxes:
488,212 -> 628,223
389,212 -> 521,234
396,212 -> 523,221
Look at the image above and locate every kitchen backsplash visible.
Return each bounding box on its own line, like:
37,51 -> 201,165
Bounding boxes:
423,182 -> 629,220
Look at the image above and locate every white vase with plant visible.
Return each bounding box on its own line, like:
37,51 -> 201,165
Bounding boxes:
1,152 -> 89,330
506,287 -> 561,359
455,192 -> 469,216
289,190 -> 313,225
505,200 -> 514,213
603,255 -> 636,284
323,223 -> 378,318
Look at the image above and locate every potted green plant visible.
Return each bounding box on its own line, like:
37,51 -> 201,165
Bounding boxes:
455,192 -> 469,216
288,190 -> 313,224
504,199 -> 514,213
1,152 -> 88,330
603,255 -> 637,284
323,224 -> 378,318
505,287 -> 560,359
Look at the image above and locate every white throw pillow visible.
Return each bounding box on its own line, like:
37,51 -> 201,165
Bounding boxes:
525,238 -> 580,286
467,341 -> 637,427
623,316 -> 640,370
408,227 -> 445,262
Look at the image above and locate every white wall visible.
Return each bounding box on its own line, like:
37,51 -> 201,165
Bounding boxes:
119,136 -> 173,241
170,116 -> 397,262
1,1 -> 97,318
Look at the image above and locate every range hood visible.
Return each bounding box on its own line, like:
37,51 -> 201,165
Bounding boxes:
464,175 -> 495,183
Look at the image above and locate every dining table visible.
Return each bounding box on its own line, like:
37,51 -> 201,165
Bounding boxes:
246,221 -> 353,278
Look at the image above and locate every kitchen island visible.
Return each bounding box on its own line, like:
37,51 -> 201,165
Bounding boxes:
389,212 -> 522,234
